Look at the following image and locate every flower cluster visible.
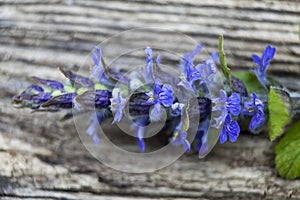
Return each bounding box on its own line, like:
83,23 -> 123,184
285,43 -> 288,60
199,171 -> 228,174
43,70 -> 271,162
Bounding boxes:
12,43 -> 273,154
212,90 -> 241,144
243,92 -> 265,131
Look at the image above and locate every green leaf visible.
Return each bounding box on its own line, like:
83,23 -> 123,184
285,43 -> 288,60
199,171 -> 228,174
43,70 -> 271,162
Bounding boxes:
233,71 -> 265,94
233,71 -> 282,94
275,119 -> 300,179
219,35 -> 231,86
268,87 -> 291,141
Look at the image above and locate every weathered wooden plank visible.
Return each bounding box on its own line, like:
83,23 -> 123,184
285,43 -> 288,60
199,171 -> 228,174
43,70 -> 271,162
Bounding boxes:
1,0 -> 300,199
0,0 -> 299,76
0,121 -> 299,199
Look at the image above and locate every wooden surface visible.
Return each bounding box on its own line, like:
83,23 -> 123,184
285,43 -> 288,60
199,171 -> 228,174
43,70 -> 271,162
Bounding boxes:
1,0 -> 300,199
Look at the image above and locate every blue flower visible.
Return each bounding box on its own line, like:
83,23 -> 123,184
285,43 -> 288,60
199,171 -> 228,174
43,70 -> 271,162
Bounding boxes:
156,54 -> 161,65
92,47 -> 101,66
178,45 -> 203,91
146,79 -> 174,107
180,45 -> 203,80
226,92 -> 242,116
110,92 -> 126,124
90,47 -> 113,86
196,52 -> 218,84
91,47 -> 103,79
212,90 -> 241,144
243,92 -> 265,131
252,45 -> 276,88
196,132 -> 208,155
170,102 -> 184,117
219,114 -> 240,144
135,125 -> 146,152
86,113 -> 100,144
170,126 -> 191,152
194,119 -> 210,154
86,110 -> 109,144
153,78 -> 162,98
144,46 -> 154,81
213,90 -> 241,127
158,84 -> 174,107
146,79 -> 174,123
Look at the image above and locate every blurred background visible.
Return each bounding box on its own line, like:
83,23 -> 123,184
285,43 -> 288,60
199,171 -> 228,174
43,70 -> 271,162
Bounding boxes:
0,0 -> 300,199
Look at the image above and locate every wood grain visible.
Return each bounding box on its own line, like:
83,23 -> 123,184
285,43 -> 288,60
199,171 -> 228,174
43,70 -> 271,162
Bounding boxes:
0,0 -> 300,199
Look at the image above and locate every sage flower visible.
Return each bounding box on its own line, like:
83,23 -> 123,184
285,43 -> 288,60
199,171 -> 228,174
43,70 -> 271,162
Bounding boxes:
195,120 -> 210,154
90,47 -> 113,86
170,122 -> 191,152
110,92 -> 126,124
213,90 -> 241,143
252,45 -> 276,88
135,124 -> 146,152
213,90 -> 241,128
146,79 -> 174,108
196,52 -> 218,84
144,46 -> 154,82
219,114 -> 240,144
243,92 -> 265,131
86,110 -> 109,144
178,45 -> 203,91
